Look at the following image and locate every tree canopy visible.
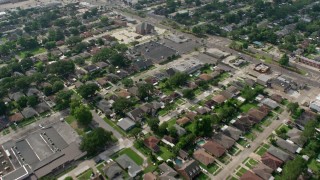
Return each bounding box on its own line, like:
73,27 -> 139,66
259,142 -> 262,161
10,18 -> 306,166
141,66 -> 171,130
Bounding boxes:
74,105 -> 92,126
80,127 -> 113,155
77,83 -> 99,99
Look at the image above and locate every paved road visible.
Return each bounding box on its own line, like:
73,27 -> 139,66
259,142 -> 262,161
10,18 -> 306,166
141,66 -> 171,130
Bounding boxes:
91,110 -> 123,139
214,110 -> 289,179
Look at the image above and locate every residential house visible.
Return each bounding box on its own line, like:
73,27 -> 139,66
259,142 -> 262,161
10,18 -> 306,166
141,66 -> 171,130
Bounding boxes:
96,77 -> 109,87
240,171 -> 263,180
257,74 -> 272,86
233,116 -> 256,132
199,74 -> 213,81
26,88 -> 41,97
261,152 -> 283,170
261,98 -> 279,109
176,160 -> 201,180
126,108 -> 145,122
144,136 -> 160,152
203,141 -> 226,157
34,102 -> 50,114
8,92 -> 25,101
144,172 -> 157,180
212,133 -> 235,149
115,154 -> 142,177
222,126 -> 243,141
270,94 -> 283,104
267,146 -> 291,162
179,149 -> 189,160
174,124 -> 186,136
193,149 -> 215,166
103,162 -> 123,180
8,112 -> 24,122
21,107 -> 38,119
176,117 -> 191,126
295,110 -> 317,130
96,99 -> 112,115
158,162 -> 178,179
287,128 -> 306,147
185,111 -> 197,121
276,138 -> 300,154
247,107 -> 269,123
212,94 -> 227,105
252,163 -> 274,180
95,62 -> 108,69
132,59 -> 153,71
195,106 -> 211,115
117,118 -> 136,131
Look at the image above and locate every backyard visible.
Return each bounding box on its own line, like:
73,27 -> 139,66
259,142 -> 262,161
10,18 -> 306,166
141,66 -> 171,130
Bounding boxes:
111,148 -> 144,166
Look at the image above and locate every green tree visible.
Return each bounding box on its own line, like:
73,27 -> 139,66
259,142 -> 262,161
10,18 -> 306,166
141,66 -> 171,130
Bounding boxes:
43,86 -> 53,96
147,117 -> 159,132
166,72 -> 188,88
52,81 -> 64,93
17,96 -> 28,108
302,120 -> 317,139
77,83 -> 99,98
0,101 -> 7,115
287,102 -> 299,113
275,156 -> 306,180
70,98 -> 81,115
74,105 -> 92,126
182,89 -> 195,99
138,84 -> 154,100
66,36 -> 82,46
112,97 -> 133,115
80,127 -> 113,155
129,127 -> 142,139
122,78 -> 134,88
44,41 -> 56,50
27,95 -> 38,107
279,54 -> 289,66
158,122 -> 169,136
194,116 -> 213,137
55,90 -> 73,110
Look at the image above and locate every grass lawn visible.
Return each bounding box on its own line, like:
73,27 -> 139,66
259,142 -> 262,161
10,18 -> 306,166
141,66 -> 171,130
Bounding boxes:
261,119 -> 272,127
185,122 -> 195,133
236,167 -> 247,177
276,124 -> 290,132
144,163 -> 157,173
77,168 -> 93,180
237,139 -> 249,147
103,117 -> 126,136
229,146 -> 240,156
197,173 -> 210,180
194,88 -> 202,95
96,162 -> 105,176
112,148 -> 143,166
2,128 -> 10,135
255,144 -> 270,156
18,47 -> 46,58
167,118 -> 177,127
158,146 -> 174,160
218,154 -> 231,164
176,98 -> 185,105
244,132 -> 256,141
240,103 -> 257,113
308,159 -> 320,176
244,158 -> 259,169
207,163 -> 220,174
18,117 -> 37,128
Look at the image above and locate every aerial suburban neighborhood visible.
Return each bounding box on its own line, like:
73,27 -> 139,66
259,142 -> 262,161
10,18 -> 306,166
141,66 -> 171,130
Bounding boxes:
0,0 -> 319,180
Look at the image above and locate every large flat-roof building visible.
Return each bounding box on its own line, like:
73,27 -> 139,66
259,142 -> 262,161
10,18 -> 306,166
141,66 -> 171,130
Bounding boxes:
1,122 -> 84,180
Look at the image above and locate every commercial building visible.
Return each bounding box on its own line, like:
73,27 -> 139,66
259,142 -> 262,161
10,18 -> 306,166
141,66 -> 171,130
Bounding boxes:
1,122 -> 84,180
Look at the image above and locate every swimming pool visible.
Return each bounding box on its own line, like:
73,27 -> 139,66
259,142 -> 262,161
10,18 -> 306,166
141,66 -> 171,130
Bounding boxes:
174,158 -> 183,166
196,139 -> 206,146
